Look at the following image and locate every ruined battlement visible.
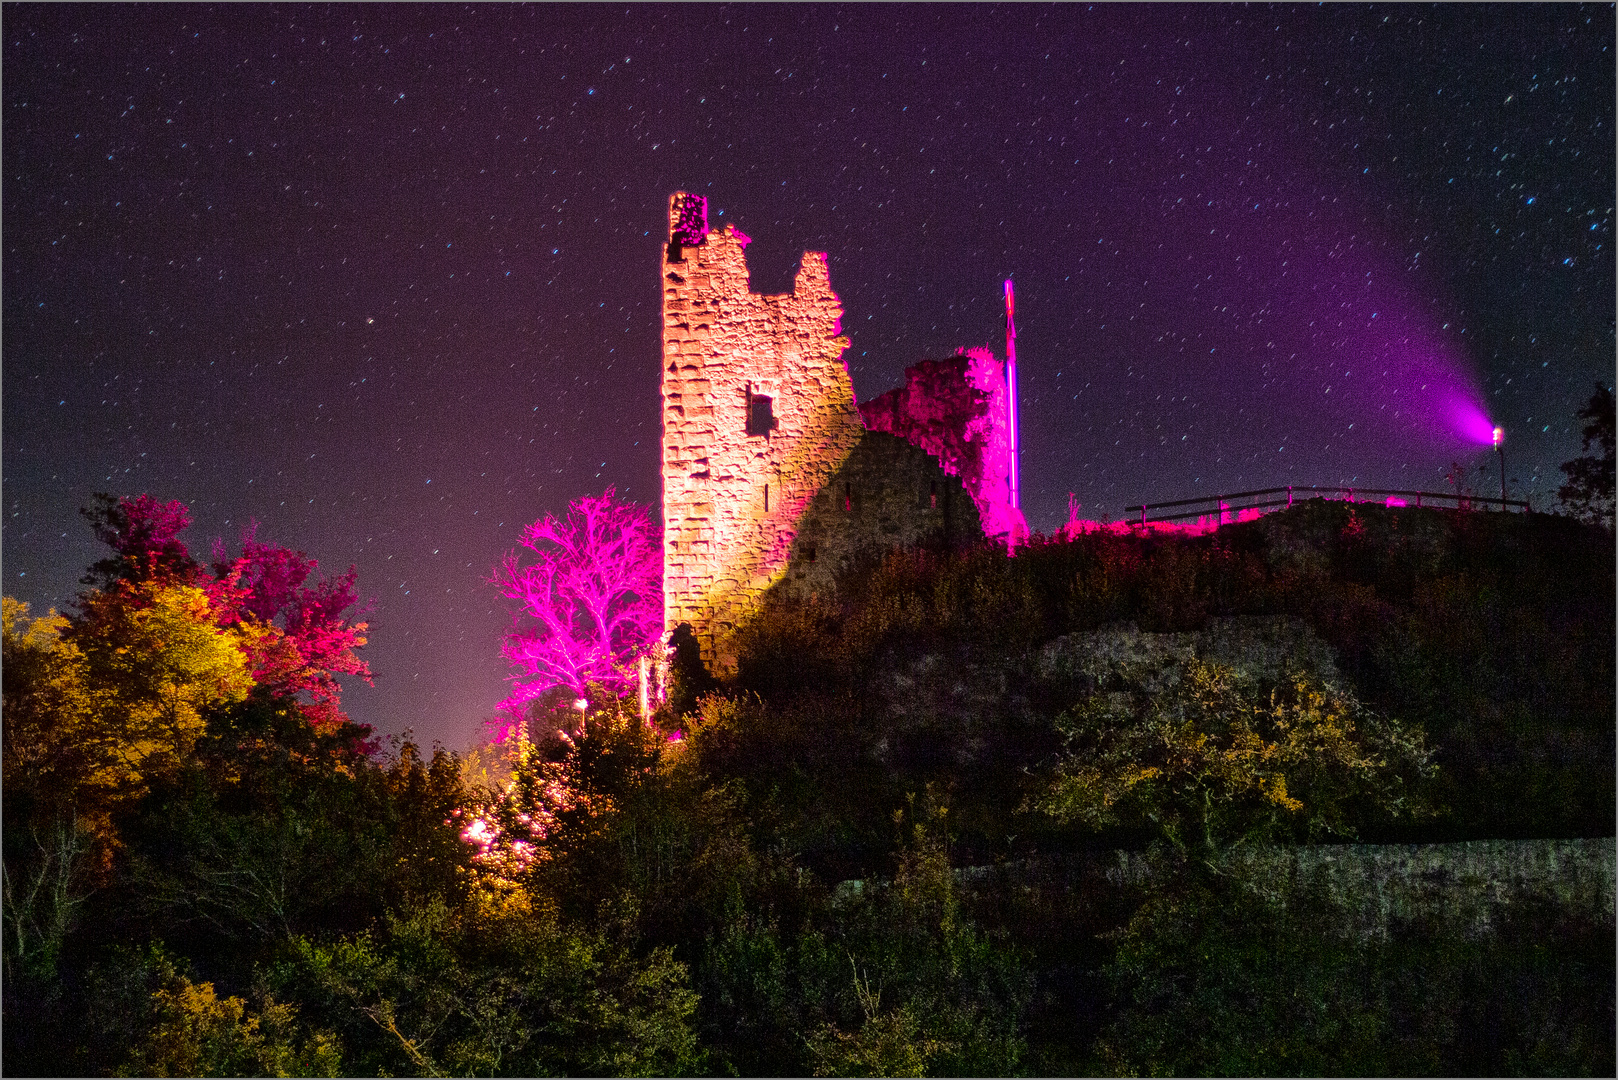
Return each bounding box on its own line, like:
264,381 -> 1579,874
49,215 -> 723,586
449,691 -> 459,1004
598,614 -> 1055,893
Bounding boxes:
660,192 -> 866,669
860,348 -> 1027,542
659,192 -> 1026,670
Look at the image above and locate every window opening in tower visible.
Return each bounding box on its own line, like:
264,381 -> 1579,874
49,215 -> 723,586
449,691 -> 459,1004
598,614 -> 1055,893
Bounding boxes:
746,391 -> 777,436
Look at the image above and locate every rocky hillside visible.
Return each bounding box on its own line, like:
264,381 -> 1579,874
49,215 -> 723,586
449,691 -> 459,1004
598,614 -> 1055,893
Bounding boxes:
724,498 -> 1613,867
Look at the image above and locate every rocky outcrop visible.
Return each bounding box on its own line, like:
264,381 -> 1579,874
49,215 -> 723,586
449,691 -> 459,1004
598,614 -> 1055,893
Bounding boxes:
866,615 -> 1347,741
1036,615 -> 1344,698
852,615 -> 1349,782
951,837 -> 1617,942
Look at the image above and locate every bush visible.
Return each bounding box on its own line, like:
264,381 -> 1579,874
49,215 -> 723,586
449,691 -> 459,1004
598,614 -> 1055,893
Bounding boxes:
1033,661 -> 1437,854
1096,853 -> 1616,1077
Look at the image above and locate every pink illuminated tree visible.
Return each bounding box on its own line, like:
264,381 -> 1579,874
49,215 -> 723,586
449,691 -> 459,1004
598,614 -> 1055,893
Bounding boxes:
492,488 -> 662,732
82,492 -> 198,588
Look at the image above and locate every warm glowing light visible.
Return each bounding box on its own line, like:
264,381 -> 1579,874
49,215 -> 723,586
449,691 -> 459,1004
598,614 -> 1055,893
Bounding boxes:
1492,426 -> 1504,446
573,697 -> 588,711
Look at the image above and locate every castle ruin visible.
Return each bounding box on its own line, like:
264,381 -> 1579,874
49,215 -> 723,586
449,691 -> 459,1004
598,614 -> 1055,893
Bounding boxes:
659,192 -> 1026,669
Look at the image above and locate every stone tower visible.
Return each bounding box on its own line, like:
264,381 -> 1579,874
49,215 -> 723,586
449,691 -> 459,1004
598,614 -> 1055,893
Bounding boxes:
659,192 -> 865,669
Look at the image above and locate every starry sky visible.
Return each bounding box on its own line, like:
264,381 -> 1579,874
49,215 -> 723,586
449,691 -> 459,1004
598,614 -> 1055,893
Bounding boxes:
5,4 -> 1612,749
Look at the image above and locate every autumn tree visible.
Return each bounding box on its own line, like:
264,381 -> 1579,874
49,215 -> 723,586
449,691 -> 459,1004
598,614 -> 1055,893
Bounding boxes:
8,587 -> 253,831
207,527 -> 372,731
3,577 -> 258,966
491,488 -> 661,734
1033,661 -> 1436,858
3,495 -> 375,977
2,599 -> 106,978
75,493 -> 373,731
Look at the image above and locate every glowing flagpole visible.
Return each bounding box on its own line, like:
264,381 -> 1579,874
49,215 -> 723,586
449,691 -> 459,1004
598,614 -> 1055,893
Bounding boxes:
1004,278 -> 1021,511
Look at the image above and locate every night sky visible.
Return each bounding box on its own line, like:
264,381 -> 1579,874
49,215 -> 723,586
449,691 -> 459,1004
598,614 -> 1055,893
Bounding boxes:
5,4 -> 1612,749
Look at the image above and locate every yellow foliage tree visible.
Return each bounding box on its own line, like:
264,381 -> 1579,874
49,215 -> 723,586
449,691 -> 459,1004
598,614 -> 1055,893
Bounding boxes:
2,598 -> 102,796
1033,661 -> 1435,856
72,582 -> 254,788
4,586 -> 253,871
122,973 -> 342,1078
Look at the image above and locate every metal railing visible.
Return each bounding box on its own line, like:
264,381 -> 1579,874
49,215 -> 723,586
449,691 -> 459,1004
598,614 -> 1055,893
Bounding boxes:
1124,486 -> 1529,526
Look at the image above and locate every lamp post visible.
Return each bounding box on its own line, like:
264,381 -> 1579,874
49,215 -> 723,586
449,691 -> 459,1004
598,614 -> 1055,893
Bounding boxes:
574,696 -> 589,736
1493,426 -> 1506,508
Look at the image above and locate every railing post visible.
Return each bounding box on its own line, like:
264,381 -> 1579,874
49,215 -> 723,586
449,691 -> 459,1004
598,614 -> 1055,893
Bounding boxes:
1287,485 -> 1293,508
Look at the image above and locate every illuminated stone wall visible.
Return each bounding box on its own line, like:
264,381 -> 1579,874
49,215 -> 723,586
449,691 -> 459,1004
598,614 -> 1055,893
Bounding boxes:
775,430 -> 985,603
860,349 -> 1028,543
660,191 -> 865,670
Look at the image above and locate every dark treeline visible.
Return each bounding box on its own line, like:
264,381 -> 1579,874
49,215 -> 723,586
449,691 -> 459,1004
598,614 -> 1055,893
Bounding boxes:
4,497 -> 1613,1075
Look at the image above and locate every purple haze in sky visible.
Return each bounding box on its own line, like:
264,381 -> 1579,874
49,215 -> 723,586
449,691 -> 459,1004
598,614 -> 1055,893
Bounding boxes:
3,6 -> 1608,749
1441,394 -> 1501,447
1102,185 -> 1494,462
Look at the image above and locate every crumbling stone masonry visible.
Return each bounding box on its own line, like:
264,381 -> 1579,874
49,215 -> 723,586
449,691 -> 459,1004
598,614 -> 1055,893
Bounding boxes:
660,192 -> 866,669
775,430 -> 985,603
860,349 -> 1027,542
659,192 -> 1020,671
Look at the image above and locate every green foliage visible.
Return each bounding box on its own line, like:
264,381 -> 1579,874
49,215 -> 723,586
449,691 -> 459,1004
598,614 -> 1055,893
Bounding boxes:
13,942 -> 340,1079
680,691 -> 898,878
681,791 -> 1033,1078
457,737 -> 516,795
1094,854 -> 1616,1077
800,799 -> 1033,1078
1,816 -> 96,983
279,894 -> 701,1077
5,496 -> 1612,1075
1034,662 -> 1436,854
482,691 -> 757,936
122,972 -> 342,1078
2,679 -> 480,1074
735,500 -> 1613,842
123,694 -> 472,949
